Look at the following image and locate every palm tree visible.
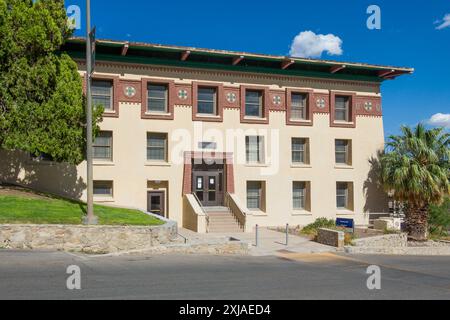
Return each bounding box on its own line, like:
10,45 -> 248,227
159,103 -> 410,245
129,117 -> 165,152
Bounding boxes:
380,124 -> 449,240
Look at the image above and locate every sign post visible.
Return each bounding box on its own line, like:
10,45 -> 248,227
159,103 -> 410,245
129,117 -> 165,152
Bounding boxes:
83,0 -> 98,225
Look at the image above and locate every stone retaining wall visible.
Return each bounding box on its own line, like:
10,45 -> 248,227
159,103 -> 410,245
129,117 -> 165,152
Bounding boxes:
317,228 -> 344,248
351,233 -> 407,247
345,246 -> 450,255
0,221 -> 177,254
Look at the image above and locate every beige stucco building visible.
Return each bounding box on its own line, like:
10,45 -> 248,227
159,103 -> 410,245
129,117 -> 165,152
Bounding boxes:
0,38 -> 413,233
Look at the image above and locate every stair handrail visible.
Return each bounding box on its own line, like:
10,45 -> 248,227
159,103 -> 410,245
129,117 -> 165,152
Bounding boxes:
192,192 -> 209,228
225,192 -> 246,230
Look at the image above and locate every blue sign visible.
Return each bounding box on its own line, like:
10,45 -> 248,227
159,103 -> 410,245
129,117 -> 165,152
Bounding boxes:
336,218 -> 354,230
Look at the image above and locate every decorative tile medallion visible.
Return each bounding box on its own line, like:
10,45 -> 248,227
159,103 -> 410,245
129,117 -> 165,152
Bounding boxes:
316,97 -> 326,109
272,95 -> 282,106
226,92 -> 237,103
364,101 -> 373,111
178,89 -> 188,100
124,85 -> 136,98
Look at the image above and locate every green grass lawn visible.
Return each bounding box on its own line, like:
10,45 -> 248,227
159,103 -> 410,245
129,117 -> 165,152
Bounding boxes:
0,193 -> 164,226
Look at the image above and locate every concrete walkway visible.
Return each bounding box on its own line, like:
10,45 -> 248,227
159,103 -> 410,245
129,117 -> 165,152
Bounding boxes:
178,227 -> 336,256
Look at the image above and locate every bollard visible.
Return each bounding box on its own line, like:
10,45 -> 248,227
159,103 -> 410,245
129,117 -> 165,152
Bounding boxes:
255,224 -> 259,247
286,223 -> 289,246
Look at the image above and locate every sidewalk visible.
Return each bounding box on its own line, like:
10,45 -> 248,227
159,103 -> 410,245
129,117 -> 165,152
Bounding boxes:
178,227 -> 336,256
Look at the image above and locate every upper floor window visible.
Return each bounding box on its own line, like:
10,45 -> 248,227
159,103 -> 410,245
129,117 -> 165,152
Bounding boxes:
292,138 -> 309,164
246,136 -> 264,163
245,90 -> 263,118
147,84 -> 168,113
335,139 -> 352,165
197,87 -> 217,115
335,96 -> 350,122
93,131 -> 113,161
92,80 -> 113,111
291,93 -> 308,120
147,132 -> 168,162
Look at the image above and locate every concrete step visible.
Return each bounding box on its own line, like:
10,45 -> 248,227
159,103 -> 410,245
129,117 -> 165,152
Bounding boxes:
208,227 -> 244,233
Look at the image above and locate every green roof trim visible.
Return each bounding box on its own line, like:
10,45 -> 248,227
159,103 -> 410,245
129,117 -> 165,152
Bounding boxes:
62,38 -> 414,83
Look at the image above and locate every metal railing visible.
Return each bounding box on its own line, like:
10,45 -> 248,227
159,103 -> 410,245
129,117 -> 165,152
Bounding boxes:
225,192 -> 246,231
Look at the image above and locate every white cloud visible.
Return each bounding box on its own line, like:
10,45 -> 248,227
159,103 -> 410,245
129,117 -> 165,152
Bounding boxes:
426,113 -> 450,128
435,13 -> 450,30
289,31 -> 343,58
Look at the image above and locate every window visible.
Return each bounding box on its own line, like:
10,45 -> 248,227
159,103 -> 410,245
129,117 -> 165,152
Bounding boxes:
291,93 -> 307,120
147,84 -> 168,113
147,133 -> 168,161
335,96 -> 350,121
93,131 -> 112,161
92,80 -> 113,111
197,87 -> 217,115
247,181 -> 263,210
93,181 -> 113,197
293,181 -> 307,210
336,182 -> 355,210
198,141 -> 217,150
292,138 -> 309,164
246,136 -> 264,163
245,90 -> 263,117
335,139 -> 351,165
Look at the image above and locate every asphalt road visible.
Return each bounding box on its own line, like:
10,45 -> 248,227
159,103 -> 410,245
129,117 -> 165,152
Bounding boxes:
0,250 -> 449,300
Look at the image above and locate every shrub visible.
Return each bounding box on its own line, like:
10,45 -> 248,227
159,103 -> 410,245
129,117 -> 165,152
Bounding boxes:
428,197 -> 450,238
300,218 -> 335,238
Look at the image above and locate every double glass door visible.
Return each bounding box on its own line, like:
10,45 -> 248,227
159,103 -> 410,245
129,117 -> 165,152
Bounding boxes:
193,171 -> 223,207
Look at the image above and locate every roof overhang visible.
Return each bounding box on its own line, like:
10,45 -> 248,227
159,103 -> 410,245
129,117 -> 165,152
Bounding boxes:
62,38 -> 414,83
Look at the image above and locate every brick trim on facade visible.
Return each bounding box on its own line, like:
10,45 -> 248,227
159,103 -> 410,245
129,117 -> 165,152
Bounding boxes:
182,152 -> 235,195
141,78 -> 175,120
329,91 -> 357,128
192,81 -> 224,122
84,74 -> 120,118
286,88 -> 314,126
240,85 -> 270,124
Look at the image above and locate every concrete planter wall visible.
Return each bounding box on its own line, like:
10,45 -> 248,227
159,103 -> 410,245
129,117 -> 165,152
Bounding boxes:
0,221 -> 177,254
351,233 -> 407,247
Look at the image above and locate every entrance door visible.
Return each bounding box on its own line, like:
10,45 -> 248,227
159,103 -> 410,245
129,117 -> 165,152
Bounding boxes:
193,171 -> 222,207
147,191 -> 165,216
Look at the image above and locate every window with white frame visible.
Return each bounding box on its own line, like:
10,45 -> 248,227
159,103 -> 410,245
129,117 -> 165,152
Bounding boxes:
336,182 -> 353,210
245,90 -> 263,117
247,181 -> 263,210
335,139 -> 351,165
93,131 -> 113,161
197,87 -> 217,115
147,133 -> 168,161
245,136 -> 264,163
291,93 -> 307,120
93,180 -> 113,197
147,84 -> 168,113
293,181 -> 307,210
292,138 -> 309,164
335,96 -> 350,121
92,80 -> 113,111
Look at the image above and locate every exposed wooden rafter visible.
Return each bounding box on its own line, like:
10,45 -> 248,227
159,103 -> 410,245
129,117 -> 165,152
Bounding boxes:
121,42 -> 129,56
181,50 -> 191,61
281,59 -> 295,70
330,65 -> 346,74
378,69 -> 396,78
232,55 -> 244,65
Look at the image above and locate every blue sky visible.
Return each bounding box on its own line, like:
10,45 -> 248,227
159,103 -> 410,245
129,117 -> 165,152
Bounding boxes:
69,0 -> 450,137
